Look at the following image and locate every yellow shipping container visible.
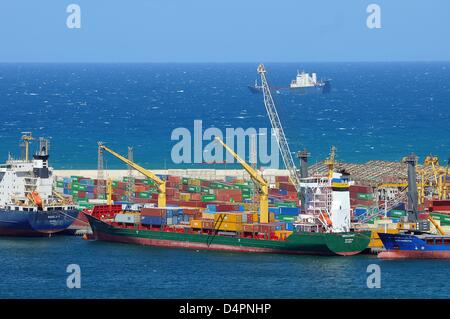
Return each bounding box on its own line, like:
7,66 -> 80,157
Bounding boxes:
218,222 -> 242,232
190,220 -> 203,229
202,212 -> 215,220
252,213 -> 259,223
269,212 -> 275,222
214,212 -> 243,223
189,178 -> 201,186
180,193 -> 191,201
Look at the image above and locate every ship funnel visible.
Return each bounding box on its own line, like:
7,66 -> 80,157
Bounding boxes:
38,138 -> 49,156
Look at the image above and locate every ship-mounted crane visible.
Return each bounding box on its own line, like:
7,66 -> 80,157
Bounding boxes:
98,143 -> 167,207
323,146 -> 337,179
215,137 -> 270,224
20,132 -> 34,161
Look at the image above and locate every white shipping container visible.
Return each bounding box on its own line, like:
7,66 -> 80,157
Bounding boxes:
114,213 -> 138,224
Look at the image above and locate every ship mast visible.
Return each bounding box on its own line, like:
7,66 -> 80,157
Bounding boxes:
21,132 -> 34,161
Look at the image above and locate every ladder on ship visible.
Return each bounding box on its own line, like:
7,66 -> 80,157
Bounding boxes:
206,213 -> 225,247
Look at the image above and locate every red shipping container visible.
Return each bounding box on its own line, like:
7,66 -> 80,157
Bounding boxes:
201,180 -> 210,187
141,207 -> 167,217
430,200 -> 450,212
216,204 -> 240,212
277,182 -> 296,192
275,176 -> 289,183
166,188 -> 178,196
190,193 -> 201,201
178,200 -> 208,208
78,191 -> 87,198
350,198 -> 374,207
167,175 -> 181,183
349,185 -> 372,193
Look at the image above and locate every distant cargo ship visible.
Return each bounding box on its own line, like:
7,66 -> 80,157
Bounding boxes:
248,70 -> 331,94
289,70 -> 331,93
0,134 -> 79,236
378,232 -> 450,259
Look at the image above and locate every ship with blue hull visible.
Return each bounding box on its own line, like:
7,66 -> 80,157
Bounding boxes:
0,133 -> 78,237
378,232 -> 450,259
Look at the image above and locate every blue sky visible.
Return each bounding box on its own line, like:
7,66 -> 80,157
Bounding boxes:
0,0 -> 448,62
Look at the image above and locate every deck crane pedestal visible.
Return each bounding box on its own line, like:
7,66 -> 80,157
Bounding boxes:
215,137 -> 270,224
97,143 -> 167,207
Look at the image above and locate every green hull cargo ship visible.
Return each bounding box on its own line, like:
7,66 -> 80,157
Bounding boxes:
84,209 -> 370,256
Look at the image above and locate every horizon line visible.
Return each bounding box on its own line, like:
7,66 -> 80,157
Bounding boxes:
0,60 -> 449,64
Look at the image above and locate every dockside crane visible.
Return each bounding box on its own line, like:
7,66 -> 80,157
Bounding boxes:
98,143 -> 166,207
215,137 -> 270,224
257,64 -> 302,192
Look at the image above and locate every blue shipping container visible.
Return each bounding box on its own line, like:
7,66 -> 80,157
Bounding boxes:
285,222 -> 294,231
354,208 -> 367,216
279,207 -> 300,216
141,216 -> 165,226
269,207 -> 281,215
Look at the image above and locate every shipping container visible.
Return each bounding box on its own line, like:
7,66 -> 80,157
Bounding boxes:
141,215 -> 164,226
279,207 -> 300,216
214,212 -> 242,223
430,212 -> 450,226
114,213 -> 139,224
201,195 -> 216,202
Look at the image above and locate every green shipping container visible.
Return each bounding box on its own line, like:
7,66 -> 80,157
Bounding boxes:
242,193 -> 251,199
275,201 -> 297,208
389,210 -> 407,217
143,179 -> 155,186
431,213 -> 450,226
277,215 -> 296,222
367,216 -> 381,224
138,192 -> 151,198
356,193 -> 374,200
188,186 -> 201,193
56,181 -> 64,188
209,182 -> 225,189
201,195 -> 216,202
182,177 -> 189,185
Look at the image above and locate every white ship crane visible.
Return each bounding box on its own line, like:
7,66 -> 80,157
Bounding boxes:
257,64 -> 302,193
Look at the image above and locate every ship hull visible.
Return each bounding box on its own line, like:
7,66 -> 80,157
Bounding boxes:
85,214 -> 370,256
0,209 -> 79,237
378,233 -> 450,259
